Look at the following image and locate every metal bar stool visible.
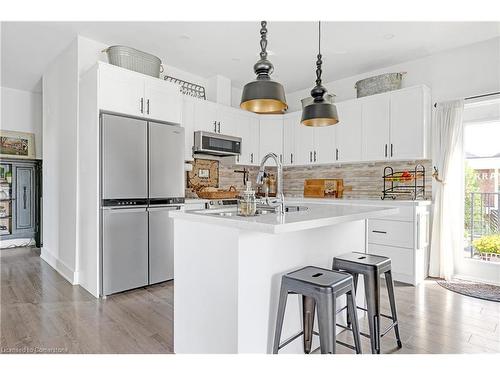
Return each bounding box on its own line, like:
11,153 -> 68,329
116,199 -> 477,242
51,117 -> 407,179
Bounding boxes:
272,266 -> 362,354
332,252 -> 402,354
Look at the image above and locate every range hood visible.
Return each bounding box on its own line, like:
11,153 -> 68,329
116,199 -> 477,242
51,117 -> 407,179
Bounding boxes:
193,131 -> 242,157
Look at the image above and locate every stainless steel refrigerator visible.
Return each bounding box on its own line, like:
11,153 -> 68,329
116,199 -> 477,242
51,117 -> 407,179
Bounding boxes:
100,113 -> 184,296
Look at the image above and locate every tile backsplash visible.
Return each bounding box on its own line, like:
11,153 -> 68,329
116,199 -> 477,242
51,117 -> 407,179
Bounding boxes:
195,159 -> 432,200
281,160 -> 432,199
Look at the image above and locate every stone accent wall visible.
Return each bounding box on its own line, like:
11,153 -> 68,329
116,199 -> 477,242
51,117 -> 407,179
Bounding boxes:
199,159 -> 432,200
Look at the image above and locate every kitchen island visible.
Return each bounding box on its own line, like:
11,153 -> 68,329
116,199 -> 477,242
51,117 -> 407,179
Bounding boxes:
170,202 -> 398,353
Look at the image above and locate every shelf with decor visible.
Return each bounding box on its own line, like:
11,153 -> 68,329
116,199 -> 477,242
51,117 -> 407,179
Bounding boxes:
382,164 -> 426,200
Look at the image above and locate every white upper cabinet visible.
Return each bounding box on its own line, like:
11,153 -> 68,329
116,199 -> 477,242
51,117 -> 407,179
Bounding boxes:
143,77 -> 182,124
234,114 -> 260,166
361,94 -> 391,161
98,63 -> 182,124
99,63 -> 145,117
389,86 -> 430,160
283,112 -> 299,166
259,116 -> 283,163
313,126 -> 336,164
336,100 -> 362,162
216,106 -> 240,137
294,118 -> 314,165
181,98 -> 196,161
361,85 -> 431,161
193,100 -> 218,133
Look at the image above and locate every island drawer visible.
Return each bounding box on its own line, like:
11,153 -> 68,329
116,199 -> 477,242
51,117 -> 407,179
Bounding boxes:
368,219 -> 414,249
378,205 -> 414,222
367,243 -> 414,278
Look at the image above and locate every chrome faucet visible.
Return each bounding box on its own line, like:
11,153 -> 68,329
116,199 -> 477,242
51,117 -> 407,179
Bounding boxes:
256,152 -> 285,215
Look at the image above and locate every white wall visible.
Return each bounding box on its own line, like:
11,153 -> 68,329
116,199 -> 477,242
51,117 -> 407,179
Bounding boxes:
285,37 -> 500,111
41,39 -> 79,283
1,87 -> 43,159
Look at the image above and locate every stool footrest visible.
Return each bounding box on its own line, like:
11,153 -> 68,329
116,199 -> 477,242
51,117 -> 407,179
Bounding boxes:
336,340 -> 357,351
278,330 -> 320,351
380,321 -> 399,338
336,323 -> 371,339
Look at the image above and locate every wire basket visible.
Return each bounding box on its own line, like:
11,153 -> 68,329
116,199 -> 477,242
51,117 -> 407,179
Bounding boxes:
104,46 -> 162,78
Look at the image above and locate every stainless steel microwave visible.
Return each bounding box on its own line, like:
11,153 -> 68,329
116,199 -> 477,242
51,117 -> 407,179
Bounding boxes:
193,131 -> 241,157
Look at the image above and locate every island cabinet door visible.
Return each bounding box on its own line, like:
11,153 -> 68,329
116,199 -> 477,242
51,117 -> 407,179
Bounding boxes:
294,120 -> 314,165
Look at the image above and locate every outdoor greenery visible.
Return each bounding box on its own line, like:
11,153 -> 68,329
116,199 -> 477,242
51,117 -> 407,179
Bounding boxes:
472,234 -> 500,254
464,162 -> 481,238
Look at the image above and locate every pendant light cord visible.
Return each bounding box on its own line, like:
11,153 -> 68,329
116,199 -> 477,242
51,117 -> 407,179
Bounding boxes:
260,21 -> 268,60
316,21 -> 323,87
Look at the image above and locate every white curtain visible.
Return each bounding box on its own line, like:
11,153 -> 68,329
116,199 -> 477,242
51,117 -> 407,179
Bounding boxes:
429,100 -> 465,280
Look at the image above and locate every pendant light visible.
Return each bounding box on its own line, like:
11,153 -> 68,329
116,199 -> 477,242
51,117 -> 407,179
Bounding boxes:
301,21 -> 339,127
240,21 -> 288,114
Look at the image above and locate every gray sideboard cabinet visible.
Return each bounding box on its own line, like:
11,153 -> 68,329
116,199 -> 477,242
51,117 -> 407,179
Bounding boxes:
0,158 -> 42,247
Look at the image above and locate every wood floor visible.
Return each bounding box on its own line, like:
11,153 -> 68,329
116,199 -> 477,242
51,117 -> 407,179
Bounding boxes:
1,246 -> 499,354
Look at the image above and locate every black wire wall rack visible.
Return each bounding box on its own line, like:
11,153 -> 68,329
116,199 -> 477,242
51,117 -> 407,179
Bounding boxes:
382,164 -> 426,200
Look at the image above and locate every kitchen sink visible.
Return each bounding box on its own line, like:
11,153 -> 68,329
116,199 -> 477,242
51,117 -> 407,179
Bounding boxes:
284,205 -> 308,212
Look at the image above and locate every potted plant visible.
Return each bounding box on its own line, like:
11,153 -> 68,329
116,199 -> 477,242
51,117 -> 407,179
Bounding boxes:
473,234 -> 500,261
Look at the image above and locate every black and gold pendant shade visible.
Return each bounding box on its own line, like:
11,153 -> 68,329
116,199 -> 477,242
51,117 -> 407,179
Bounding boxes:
301,21 -> 339,127
241,21 -> 287,114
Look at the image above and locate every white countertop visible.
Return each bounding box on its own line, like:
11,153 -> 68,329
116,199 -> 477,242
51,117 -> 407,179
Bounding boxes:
170,202 -> 399,234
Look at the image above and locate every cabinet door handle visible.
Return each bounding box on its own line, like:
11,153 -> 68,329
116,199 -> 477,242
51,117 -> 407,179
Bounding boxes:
313,150 -> 317,162
23,186 -> 27,210
217,122 -> 221,133
384,144 -> 388,158
290,153 -> 293,164
309,151 -> 312,162
213,121 -> 217,132
250,153 -> 253,163
146,99 -> 150,114
372,230 -> 387,234
336,148 -> 339,161
280,154 -> 282,163
391,143 -> 394,157
140,98 -> 144,114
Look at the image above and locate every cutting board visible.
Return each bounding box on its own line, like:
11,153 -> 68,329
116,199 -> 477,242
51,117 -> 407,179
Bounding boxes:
304,179 -> 347,198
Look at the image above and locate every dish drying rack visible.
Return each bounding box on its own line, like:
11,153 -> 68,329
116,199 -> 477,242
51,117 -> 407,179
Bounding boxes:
382,164 -> 425,200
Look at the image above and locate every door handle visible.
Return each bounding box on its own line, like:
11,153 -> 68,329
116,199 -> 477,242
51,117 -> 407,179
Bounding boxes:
146,99 -> 150,115
310,151 -> 312,162
313,150 -> 317,162
290,153 -> 293,164
336,148 -> 339,161
280,154 -> 282,163
391,143 -> 394,157
372,230 -> 387,234
23,186 -> 27,209
250,153 -> 253,163
213,121 -> 217,132
385,144 -> 388,158
217,122 -> 221,133
147,206 -> 181,212
140,98 -> 144,114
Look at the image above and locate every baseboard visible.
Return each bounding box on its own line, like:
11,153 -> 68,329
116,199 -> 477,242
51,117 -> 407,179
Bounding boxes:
40,247 -> 78,285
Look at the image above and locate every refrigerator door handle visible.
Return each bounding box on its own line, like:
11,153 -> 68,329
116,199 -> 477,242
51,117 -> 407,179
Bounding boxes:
147,206 -> 182,212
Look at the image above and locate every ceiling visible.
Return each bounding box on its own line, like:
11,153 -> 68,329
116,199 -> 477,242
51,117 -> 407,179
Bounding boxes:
2,21 -> 500,93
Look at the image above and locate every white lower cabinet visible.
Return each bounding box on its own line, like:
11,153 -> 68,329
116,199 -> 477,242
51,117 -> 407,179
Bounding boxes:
366,202 -> 431,286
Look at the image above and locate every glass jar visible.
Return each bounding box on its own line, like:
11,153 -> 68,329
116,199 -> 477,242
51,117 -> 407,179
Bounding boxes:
238,185 -> 257,216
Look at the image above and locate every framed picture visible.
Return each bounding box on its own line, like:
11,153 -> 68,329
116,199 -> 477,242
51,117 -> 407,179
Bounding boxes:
0,130 -> 36,159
